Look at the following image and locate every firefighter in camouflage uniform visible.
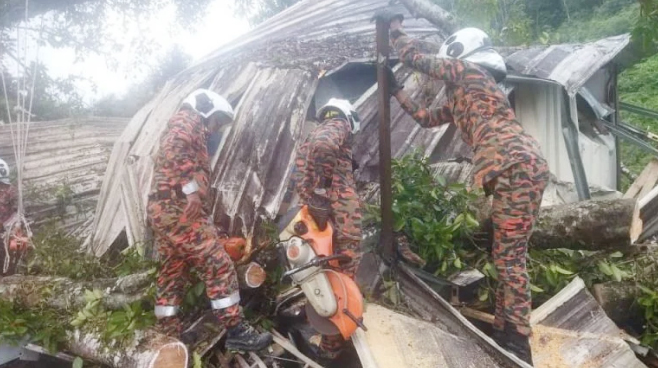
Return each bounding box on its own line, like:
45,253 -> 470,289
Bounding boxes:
293,98 -> 363,361
374,12 -> 549,364
0,158 -> 27,276
147,89 -> 271,351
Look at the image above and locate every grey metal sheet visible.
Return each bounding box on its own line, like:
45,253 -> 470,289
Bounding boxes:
0,117 -> 128,232
506,34 -> 631,96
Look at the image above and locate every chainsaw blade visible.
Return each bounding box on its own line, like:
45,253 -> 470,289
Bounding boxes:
305,302 -> 340,336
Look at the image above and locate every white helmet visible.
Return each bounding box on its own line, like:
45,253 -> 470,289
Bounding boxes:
438,28 -> 506,80
182,89 -> 235,121
0,159 -> 10,185
316,98 -> 361,134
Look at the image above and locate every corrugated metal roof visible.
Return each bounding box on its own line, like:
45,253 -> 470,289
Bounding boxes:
505,34 -> 631,96
0,117 -> 129,233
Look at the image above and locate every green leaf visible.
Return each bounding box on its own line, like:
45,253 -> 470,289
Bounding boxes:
609,251 -> 623,258
611,265 -> 623,282
553,265 -> 574,275
73,357 -> 84,368
530,283 -> 544,293
394,216 -> 406,232
597,261 -> 613,276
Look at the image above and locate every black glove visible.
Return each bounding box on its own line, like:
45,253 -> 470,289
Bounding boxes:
385,65 -> 403,95
307,188 -> 332,231
371,9 -> 404,24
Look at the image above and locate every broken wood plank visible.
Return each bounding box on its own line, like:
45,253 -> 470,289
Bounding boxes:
271,330 -> 323,368
352,328 -> 379,368
395,264 -> 530,368
249,352 -> 267,368
460,307 -> 495,325
625,158 -> 658,199
639,185 -> 658,241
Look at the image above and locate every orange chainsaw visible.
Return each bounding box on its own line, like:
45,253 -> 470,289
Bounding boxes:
277,205 -> 366,340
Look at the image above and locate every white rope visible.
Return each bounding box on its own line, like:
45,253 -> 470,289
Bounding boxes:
1,0 -> 38,272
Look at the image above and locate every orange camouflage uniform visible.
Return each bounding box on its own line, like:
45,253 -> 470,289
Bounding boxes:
0,184 -> 16,226
0,183 -> 27,276
293,117 -> 363,358
392,29 -> 549,336
147,109 -> 241,334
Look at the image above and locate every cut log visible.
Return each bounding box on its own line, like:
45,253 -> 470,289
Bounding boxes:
624,158 -> 658,199
638,184 -> 658,241
66,328 -> 187,368
471,197 -> 642,251
236,262 -> 267,289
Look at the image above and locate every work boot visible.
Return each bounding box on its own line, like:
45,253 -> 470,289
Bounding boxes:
492,324 -> 534,366
225,321 -> 273,351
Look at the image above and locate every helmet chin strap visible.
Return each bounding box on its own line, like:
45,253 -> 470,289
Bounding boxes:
460,45 -> 494,61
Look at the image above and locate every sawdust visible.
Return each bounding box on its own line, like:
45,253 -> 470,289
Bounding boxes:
360,304 -> 446,368
530,325 -> 623,368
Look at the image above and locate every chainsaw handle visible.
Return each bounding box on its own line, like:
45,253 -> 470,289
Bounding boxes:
281,254 -> 352,280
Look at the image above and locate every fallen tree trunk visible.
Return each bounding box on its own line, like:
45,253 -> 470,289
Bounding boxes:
0,271 -> 153,310
0,264 -> 266,368
471,197 -> 642,251
0,264 -> 265,309
397,0 -> 459,34
66,328 -> 188,368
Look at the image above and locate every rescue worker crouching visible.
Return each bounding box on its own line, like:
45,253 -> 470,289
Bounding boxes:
147,89 -> 272,351
374,11 -> 549,365
293,98 -> 364,361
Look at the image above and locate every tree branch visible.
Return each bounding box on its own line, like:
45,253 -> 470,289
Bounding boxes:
397,0 -> 459,35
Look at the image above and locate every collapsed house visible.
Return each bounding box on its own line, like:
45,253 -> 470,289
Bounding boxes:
84,0 -> 639,258
3,0 -> 658,367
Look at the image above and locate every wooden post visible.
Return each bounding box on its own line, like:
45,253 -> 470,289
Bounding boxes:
375,18 -> 394,262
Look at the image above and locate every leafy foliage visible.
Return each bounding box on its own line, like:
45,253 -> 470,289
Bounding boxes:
391,152 -> 480,275
0,0 -> 212,60
0,225 -> 160,352
69,289 -> 156,346
0,62 -> 86,124
0,299 -> 69,352
633,0 -> 658,51
617,53 -> 658,188
26,226 -> 111,280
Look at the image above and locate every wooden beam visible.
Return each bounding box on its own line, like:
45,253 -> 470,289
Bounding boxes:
459,307 -> 495,325
271,330 -> 323,368
624,158 -> 658,199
